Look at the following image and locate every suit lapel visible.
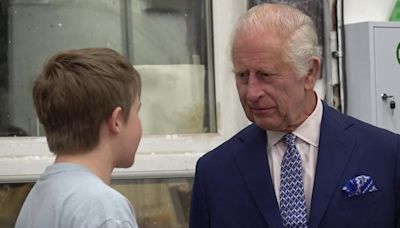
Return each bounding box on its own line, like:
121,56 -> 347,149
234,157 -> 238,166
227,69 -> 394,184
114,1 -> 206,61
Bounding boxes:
308,104 -> 356,228
233,125 -> 283,228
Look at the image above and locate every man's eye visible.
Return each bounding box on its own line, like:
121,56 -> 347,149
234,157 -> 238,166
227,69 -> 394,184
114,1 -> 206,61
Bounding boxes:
235,72 -> 249,79
259,72 -> 271,77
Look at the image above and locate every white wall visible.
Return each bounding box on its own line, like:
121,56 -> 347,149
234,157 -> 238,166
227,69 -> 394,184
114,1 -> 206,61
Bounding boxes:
344,0 -> 396,24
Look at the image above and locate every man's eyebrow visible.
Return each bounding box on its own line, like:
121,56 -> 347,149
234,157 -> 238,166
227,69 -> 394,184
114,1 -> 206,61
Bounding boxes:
232,68 -> 247,73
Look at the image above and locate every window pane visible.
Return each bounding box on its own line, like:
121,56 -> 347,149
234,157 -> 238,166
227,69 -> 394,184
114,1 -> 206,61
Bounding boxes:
0,183 -> 32,227
0,178 -> 193,227
0,0 -> 215,136
129,0 -> 216,134
112,178 -> 193,228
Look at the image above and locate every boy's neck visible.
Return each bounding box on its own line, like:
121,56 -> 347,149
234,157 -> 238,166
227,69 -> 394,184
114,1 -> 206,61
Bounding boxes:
55,151 -> 114,185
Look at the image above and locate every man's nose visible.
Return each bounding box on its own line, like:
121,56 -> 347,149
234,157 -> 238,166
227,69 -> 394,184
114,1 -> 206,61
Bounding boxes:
246,75 -> 264,102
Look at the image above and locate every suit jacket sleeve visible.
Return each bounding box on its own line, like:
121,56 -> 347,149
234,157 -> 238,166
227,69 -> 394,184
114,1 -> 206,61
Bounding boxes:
396,134 -> 400,226
189,160 -> 210,228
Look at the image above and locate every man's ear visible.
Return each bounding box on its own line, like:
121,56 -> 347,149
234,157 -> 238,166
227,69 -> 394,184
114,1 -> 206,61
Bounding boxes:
107,107 -> 123,134
304,57 -> 320,91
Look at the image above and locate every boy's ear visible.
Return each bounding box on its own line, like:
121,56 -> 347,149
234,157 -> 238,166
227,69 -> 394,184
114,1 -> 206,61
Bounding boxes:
108,107 -> 123,133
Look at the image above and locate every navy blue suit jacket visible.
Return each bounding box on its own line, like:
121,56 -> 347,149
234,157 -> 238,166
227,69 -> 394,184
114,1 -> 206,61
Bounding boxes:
189,103 -> 400,227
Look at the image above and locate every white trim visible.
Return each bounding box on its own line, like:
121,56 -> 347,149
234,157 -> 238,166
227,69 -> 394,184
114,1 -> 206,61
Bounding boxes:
0,0 -> 249,183
0,134 -> 229,183
213,0 -> 250,138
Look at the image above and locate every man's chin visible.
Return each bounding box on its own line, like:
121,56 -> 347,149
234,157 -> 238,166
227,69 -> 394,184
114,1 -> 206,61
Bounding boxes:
253,119 -> 282,131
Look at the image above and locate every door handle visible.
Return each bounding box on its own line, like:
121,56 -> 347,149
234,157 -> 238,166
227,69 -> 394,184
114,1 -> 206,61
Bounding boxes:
381,93 -> 394,100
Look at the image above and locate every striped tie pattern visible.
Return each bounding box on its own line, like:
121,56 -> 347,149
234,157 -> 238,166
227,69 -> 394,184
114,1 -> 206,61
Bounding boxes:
279,133 -> 308,228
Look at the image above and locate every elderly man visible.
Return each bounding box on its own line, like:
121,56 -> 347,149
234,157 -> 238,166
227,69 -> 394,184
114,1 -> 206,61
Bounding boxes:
189,3 -> 400,228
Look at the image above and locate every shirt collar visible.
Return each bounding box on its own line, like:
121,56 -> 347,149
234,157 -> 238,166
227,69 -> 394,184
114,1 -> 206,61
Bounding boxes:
294,97 -> 323,147
267,93 -> 323,148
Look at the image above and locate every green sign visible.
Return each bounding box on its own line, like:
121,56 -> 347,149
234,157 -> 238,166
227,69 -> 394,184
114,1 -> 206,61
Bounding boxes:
397,42 -> 400,64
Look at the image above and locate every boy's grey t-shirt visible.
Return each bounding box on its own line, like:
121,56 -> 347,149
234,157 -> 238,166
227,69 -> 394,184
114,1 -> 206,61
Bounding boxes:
15,163 -> 138,228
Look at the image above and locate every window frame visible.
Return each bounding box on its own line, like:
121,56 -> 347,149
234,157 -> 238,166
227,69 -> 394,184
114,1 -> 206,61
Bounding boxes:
0,0 -> 249,183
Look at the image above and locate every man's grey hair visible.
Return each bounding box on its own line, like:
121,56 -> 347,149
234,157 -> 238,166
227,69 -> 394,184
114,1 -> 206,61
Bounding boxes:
232,3 -> 322,76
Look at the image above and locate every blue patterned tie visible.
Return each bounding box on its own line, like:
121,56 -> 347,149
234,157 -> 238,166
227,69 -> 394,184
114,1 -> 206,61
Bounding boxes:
279,133 -> 308,228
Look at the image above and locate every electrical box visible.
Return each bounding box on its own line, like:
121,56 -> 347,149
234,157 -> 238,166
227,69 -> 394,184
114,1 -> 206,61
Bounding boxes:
345,22 -> 400,133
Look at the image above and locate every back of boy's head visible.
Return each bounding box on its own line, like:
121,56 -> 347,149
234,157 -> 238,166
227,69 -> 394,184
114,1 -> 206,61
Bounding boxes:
33,48 -> 141,154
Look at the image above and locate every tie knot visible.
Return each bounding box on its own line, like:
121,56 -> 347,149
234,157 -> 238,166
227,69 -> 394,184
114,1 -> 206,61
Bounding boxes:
282,133 -> 296,147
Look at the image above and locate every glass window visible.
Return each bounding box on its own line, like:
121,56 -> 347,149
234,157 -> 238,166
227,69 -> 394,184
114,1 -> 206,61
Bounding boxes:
0,183 -> 31,227
0,177 -> 193,228
0,0 -> 249,212
113,177 -> 193,228
0,0 -> 215,136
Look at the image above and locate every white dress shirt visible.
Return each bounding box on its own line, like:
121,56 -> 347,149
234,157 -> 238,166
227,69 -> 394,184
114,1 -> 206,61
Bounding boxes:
266,97 -> 323,215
